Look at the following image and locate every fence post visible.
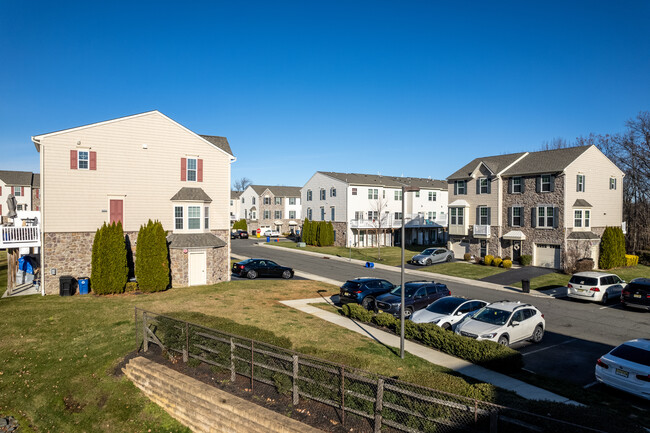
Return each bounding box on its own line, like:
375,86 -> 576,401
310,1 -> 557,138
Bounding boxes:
292,355 -> 299,405
490,410 -> 498,433
250,340 -> 254,392
134,308 -> 138,351
230,338 -> 236,382
340,366 -> 345,426
183,322 -> 189,363
374,378 -> 384,433
142,312 -> 148,352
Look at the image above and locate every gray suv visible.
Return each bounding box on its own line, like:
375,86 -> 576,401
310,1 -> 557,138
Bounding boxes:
339,278 -> 395,310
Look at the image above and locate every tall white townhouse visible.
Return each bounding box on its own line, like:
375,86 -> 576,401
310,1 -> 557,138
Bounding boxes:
301,172 -> 448,247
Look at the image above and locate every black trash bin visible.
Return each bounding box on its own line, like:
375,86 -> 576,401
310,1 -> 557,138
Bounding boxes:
59,275 -> 76,296
522,279 -> 530,293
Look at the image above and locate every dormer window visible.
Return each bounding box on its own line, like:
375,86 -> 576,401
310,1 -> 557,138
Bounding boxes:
479,178 -> 489,194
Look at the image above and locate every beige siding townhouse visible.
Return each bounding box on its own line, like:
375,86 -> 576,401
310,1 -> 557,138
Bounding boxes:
32,110 -> 236,294
241,185 -> 302,235
447,145 -> 624,270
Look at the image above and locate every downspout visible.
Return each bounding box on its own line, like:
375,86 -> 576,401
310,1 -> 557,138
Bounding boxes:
32,137 -> 45,296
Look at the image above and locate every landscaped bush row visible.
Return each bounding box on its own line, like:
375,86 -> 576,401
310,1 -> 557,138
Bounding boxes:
302,219 -> 335,246
342,304 -> 523,373
625,254 -> 639,267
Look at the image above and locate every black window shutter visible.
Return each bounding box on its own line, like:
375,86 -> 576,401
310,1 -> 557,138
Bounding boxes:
508,178 -> 512,193
536,177 -> 541,193
576,175 -> 580,192
519,206 -> 525,226
476,178 -> 481,195
550,175 -> 555,192
476,207 -> 480,225
487,207 -> 491,225
454,181 -> 458,195
521,178 -> 525,193
553,207 -> 559,228
508,207 -> 512,226
487,178 -> 491,194
531,208 -> 537,228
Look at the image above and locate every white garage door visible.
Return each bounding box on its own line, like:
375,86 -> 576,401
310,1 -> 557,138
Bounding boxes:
535,244 -> 561,269
450,241 -> 469,258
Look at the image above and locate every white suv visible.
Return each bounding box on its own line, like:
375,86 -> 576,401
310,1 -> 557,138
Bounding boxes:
567,271 -> 625,304
455,301 -> 545,346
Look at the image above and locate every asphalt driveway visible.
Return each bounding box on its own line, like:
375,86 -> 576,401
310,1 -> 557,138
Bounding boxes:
480,265 -> 558,285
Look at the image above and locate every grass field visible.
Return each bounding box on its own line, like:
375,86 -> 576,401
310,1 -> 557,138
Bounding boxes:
267,243 -> 507,279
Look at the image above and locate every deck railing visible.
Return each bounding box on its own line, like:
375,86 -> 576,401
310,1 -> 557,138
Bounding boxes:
0,225 -> 41,247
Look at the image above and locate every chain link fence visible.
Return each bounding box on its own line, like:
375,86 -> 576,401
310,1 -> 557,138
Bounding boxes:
134,308 -> 622,433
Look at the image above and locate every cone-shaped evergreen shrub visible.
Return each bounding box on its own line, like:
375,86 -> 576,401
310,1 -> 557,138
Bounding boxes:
90,224 -> 104,292
302,218 -> 311,245
136,220 -> 171,292
600,226 -> 626,269
326,222 -> 335,246
232,219 -> 247,231
91,222 -> 128,294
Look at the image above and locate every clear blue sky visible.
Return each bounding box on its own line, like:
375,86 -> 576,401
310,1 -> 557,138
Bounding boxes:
1,1 -> 649,186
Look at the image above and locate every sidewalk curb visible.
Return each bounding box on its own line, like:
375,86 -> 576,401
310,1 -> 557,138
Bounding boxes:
259,243 -> 553,299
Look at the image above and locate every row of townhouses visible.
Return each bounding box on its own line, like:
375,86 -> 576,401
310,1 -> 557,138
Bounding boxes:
1,111 -> 625,297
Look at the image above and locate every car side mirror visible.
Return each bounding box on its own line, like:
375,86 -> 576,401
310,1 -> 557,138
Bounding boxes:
511,320 -> 520,327
456,311 -> 464,316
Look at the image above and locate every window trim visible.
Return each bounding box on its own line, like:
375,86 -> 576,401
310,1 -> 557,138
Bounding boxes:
394,190 -> 402,201
174,206 -> 183,230
330,206 -> 335,221
577,174 -> 585,192
537,205 -> 555,228
456,180 -> 466,195
479,178 -> 489,194
78,150 -> 90,170
186,158 -> 197,182
307,190 -> 312,201
368,188 -> 378,199
541,175 -> 552,192
428,191 -> 436,201
609,178 -> 617,190
478,206 -> 489,225
511,206 -> 522,227
320,189 -> 326,200
512,177 -> 522,193
187,205 -> 201,229
574,208 -> 590,228
204,206 -> 209,229
351,188 -> 357,196
289,210 -> 296,219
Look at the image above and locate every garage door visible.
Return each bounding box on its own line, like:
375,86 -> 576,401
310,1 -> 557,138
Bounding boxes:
450,241 -> 469,258
535,244 -> 561,268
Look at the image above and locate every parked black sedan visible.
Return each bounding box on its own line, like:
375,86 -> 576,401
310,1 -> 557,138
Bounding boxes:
375,280 -> 451,318
231,230 -> 249,239
232,258 -> 294,280
621,278 -> 650,311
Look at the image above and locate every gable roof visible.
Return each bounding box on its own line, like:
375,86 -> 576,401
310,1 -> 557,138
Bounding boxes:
318,172 -> 447,189
447,153 -> 527,181
502,146 -> 591,176
249,185 -> 302,197
170,187 -> 212,202
231,191 -> 242,199
32,173 -> 40,188
166,233 -> 227,249
0,170 -> 36,186
199,135 -> 233,156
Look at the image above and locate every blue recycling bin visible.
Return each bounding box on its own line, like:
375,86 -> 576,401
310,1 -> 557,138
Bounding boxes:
267,236 -> 270,242
78,278 -> 89,295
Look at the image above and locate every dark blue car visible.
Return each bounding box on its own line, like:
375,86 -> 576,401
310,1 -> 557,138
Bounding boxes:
375,280 -> 451,318
339,278 -> 396,310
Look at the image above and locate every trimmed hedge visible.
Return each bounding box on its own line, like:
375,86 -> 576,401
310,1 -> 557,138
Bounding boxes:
625,255 -> 639,267
342,304 -> 523,373
483,255 -> 494,266
519,255 -> 532,266
492,257 -> 502,267
502,259 -> 512,269
135,220 -> 170,292
463,253 -> 472,261
91,222 -> 128,295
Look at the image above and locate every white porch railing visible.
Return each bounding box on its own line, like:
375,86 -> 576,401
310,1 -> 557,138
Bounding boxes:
473,224 -> 491,237
0,225 -> 41,248
351,214 -> 447,229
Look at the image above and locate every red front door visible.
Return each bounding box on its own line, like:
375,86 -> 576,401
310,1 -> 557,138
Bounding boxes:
109,200 -> 123,225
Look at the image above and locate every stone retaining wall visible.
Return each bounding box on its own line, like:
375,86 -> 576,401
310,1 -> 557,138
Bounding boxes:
124,356 -> 322,433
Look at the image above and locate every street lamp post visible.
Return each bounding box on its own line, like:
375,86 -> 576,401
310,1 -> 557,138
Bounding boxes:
400,185 -> 420,359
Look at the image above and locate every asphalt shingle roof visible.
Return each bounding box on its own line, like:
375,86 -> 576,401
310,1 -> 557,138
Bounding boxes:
249,185 -> 302,197
166,233 -> 227,249
32,174 -> 40,188
0,171 -> 37,187
573,199 -> 593,208
567,231 -> 600,240
231,191 -> 242,199
318,172 -> 447,189
199,135 -> 233,156
170,187 -> 212,202
447,153 -> 527,180
502,146 -> 591,176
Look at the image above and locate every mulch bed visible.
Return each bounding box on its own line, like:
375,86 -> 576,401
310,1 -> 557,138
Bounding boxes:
115,345 -> 391,433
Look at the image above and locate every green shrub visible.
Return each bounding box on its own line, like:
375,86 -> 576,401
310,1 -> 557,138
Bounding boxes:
637,250 -> 650,266
575,258 -> 594,272
625,254 -> 639,267
91,222 -> 128,295
483,255 -> 494,266
372,312 -> 398,328
135,220 -> 170,292
125,282 -> 138,292
502,259 -> 512,269
519,255 -> 532,266
503,256 -> 512,261
463,253 -> 471,261
600,227 -> 626,269
492,257 -> 502,267
342,304 -> 373,322
232,219 -> 248,231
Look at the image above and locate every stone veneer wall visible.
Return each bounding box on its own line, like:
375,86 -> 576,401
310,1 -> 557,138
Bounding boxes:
124,356 -> 321,433
32,188 -> 40,211
332,222 -> 347,246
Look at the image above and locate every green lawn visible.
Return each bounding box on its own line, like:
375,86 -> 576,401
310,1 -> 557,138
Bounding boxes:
267,243 -> 507,279
512,264 -> 650,291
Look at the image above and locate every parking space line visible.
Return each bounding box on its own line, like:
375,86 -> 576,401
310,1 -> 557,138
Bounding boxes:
521,338 -> 578,356
583,381 -> 598,389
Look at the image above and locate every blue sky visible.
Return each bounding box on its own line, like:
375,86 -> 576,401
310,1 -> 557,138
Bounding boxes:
1,1 -> 649,186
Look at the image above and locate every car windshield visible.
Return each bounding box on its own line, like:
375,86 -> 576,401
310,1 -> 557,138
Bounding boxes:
389,285 -> 420,298
610,344 -> 650,367
471,307 -> 511,326
569,276 -> 598,286
426,297 -> 465,314
342,281 -> 361,290
421,249 -> 435,255
628,282 -> 650,293
238,259 -> 253,265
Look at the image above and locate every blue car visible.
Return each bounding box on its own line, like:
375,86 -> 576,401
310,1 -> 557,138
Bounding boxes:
339,278 -> 396,310
375,280 -> 451,318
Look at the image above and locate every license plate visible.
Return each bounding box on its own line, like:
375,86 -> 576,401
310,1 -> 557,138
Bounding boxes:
577,288 -> 585,292
634,294 -> 642,298
344,292 -> 351,296
615,368 -> 629,378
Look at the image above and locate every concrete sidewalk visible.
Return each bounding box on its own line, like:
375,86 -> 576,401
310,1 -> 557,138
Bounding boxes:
280,296 -> 582,405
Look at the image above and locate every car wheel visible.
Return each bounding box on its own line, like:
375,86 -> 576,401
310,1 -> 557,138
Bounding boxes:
404,307 -> 413,318
281,270 -> 292,279
246,270 -> 258,280
426,259 -> 432,266
446,255 -> 452,262
497,335 -> 509,346
361,297 -> 375,310
601,292 -> 609,305
442,323 -> 452,331
530,325 -> 544,343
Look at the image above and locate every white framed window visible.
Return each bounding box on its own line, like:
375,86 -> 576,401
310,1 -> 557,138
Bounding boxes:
275,197 -> 282,205
355,211 -> 364,220
330,188 -> 336,197
264,196 -> 271,205
394,212 -> 402,219
274,210 -> 282,219
428,191 -> 436,201
13,187 -> 22,197
204,206 -> 209,229
450,208 -> 463,225
351,188 -> 357,195
541,175 -> 552,192
574,209 -> 590,228
478,206 -> 489,225
230,200 -> 233,206
610,178 -> 617,190
320,207 -> 325,220
251,211 -> 256,219
289,197 -> 296,205
289,210 -> 296,219
368,188 -> 378,199
186,158 -> 197,182
574,210 -> 582,228
264,210 -> 270,219
307,190 -> 312,201
512,177 -> 522,193
537,206 -> 555,228
395,190 -> 402,200
320,189 -> 326,200
368,211 -> 378,220
252,197 -> 256,205
78,151 -> 89,170
511,206 -> 522,227
188,206 -> 201,229
330,207 -> 335,220
479,178 -> 489,194
307,208 -> 312,219
456,180 -> 466,195
577,174 -> 585,192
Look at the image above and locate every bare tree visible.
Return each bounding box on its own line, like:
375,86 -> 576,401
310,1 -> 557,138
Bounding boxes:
369,195 -> 390,260
233,177 -> 252,192
540,137 -> 571,150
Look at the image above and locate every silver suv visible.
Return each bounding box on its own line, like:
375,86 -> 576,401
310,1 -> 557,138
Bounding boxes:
455,301 -> 545,346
